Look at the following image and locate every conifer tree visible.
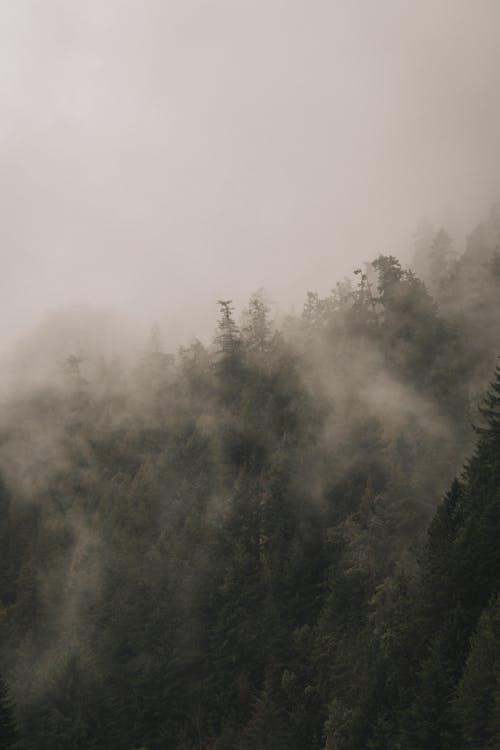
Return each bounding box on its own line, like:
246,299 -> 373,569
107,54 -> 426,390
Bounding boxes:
0,677 -> 18,749
476,364 -> 500,437
453,594 -> 500,749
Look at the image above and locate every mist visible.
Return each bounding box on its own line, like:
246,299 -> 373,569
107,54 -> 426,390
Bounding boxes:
2,0 -> 500,351
1,3 -> 500,749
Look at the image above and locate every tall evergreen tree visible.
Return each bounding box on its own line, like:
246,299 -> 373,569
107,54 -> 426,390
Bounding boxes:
0,677 -> 18,749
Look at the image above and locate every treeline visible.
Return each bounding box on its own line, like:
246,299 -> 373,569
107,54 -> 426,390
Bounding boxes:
0,207 -> 499,748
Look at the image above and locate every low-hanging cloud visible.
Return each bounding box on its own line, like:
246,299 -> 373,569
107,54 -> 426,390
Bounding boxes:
1,0 -> 500,352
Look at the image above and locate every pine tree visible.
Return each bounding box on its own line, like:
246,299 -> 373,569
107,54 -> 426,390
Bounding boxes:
241,290 -> 272,355
241,680 -> 288,750
453,594 -> 500,749
215,300 -> 240,359
214,300 -> 243,405
476,364 -> 500,437
0,677 -> 18,749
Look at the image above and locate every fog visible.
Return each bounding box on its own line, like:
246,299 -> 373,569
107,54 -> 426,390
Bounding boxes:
2,0 -> 500,350
1,6 -> 500,745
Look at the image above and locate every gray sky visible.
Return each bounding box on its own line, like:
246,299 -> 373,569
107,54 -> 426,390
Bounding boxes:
2,0 -> 500,350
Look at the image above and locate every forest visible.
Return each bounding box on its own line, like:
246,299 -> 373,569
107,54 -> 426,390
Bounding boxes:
0,205 -> 499,749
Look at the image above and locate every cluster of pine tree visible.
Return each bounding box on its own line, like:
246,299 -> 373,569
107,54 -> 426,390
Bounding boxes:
0,207 -> 499,748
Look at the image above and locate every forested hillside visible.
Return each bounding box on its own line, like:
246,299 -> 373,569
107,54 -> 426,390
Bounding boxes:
0,210 -> 499,749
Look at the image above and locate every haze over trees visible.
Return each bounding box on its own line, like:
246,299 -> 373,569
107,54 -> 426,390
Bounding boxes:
0,207 -> 499,748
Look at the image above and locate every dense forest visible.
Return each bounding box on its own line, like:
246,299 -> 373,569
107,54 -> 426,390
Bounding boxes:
0,205 -> 499,749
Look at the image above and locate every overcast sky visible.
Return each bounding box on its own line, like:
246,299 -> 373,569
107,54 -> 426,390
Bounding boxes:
1,0 -> 500,349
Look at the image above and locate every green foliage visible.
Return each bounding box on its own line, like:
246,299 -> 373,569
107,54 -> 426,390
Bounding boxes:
0,221 -> 498,748
453,594 -> 500,749
0,677 -> 18,748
